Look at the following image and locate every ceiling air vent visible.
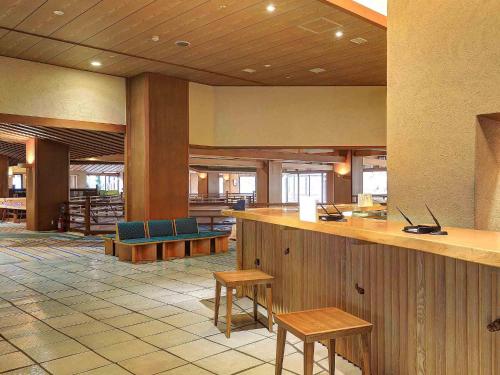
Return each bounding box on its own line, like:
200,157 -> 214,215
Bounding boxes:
350,37 -> 368,45
298,17 -> 343,34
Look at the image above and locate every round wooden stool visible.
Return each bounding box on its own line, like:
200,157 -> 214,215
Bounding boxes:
274,307 -> 373,375
213,269 -> 274,338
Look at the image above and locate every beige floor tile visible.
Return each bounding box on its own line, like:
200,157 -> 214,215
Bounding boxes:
237,363 -> 295,375
43,313 -> 94,328
102,313 -> 152,328
60,321 -> 113,338
142,329 -> 200,349
10,330 -> 68,349
160,312 -> 209,328
237,338 -> 296,362
0,351 -> 35,372
121,320 -> 175,338
77,329 -> 135,350
41,351 -> 111,375
272,352 -> 323,374
167,338 -> 228,361
156,363 -> 213,375
208,331 -> 267,348
86,306 -> 131,320
2,365 -> 49,374
317,356 -> 361,375
182,320 -> 226,337
79,364 -> 133,374
23,339 -> 88,362
119,351 -> 186,375
95,339 -> 158,362
139,305 -> 184,319
0,340 -> 17,355
195,350 -> 263,375
0,313 -> 36,328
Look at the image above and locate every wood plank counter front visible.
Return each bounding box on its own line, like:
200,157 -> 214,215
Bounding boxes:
222,208 -> 500,375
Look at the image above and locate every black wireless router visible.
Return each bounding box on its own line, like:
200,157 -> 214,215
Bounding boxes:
319,203 -> 346,222
397,205 -> 448,235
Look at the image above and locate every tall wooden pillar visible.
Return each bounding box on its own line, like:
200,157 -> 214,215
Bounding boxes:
207,172 -> 219,196
0,156 -> 9,198
256,161 -> 282,203
126,73 -> 189,221
26,139 -> 69,231
332,151 -> 352,204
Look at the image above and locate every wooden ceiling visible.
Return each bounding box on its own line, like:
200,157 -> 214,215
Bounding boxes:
0,122 -> 124,161
0,0 -> 386,86
70,162 -> 123,174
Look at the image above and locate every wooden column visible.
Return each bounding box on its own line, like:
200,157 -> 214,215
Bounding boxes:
207,172 -> 219,195
333,151 -> 352,204
26,139 -> 69,231
0,156 -> 9,198
126,73 -> 189,221
198,174 -> 208,195
326,171 -> 334,203
256,161 -> 282,204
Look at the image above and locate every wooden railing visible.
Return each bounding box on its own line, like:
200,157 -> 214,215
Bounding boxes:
189,192 -> 255,205
67,195 -> 124,235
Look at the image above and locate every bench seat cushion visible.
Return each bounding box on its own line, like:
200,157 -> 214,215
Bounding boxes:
102,234 -> 115,239
148,220 -> 175,237
117,222 -> 146,240
120,238 -> 158,245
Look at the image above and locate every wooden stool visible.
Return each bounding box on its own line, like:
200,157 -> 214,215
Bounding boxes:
274,307 -> 372,375
213,269 -> 274,338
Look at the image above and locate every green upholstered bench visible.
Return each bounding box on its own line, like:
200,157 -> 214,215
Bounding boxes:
147,220 -> 185,260
115,221 -> 158,263
174,218 -> 230,256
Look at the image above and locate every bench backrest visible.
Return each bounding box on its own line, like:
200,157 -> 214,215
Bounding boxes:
147,220 -> 175,238
175,217 -> 199,235
116,221 -> 146,240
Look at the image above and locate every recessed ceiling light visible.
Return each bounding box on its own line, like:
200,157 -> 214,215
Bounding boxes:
264,64 -> 271,68
219,4 -> 227,9
286,75 -> 292,79
90,61 -> 102,67
151,35 -> 160,42
309,68 -> 326,74
53,10 -> 64,16
175,40 -> 191,47
266,4 -> 276,12
242,68 -> 256,73
335,30 -> 344,38
350,37 -> 368,44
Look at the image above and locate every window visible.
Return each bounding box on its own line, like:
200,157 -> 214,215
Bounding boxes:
69,175 -> 78,189
12,174 -> 23,189
282,173 -> 327,203
363,171 -> 387,195
86,174 -> 123,193
239,176 -> 256,194
219,176 -> 224,194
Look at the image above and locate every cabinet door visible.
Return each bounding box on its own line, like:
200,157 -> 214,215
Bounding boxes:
281,227 -> 304,312
241,220 -> 257,270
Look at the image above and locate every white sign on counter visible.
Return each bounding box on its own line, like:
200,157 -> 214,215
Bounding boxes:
299,196 -> 317,223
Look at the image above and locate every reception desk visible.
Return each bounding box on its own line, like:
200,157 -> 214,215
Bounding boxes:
223,208 -> 499,375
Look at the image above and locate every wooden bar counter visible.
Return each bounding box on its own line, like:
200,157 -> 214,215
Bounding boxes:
223,208 -> 499,375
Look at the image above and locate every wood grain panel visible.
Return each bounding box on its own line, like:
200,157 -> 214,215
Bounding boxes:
0,0 -> 386,85
238,220 -> 500,374
0,155 -> 9,197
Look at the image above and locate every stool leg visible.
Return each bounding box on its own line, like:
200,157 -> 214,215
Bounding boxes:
214,281 -> 221,326
225,287 -> 233,338
253,285 -> 258,321
266,283 -> 273,332
360,333 -> 371,375
303,342 -> 315,375
275,327 -> 287,375
327,339 -> 336,374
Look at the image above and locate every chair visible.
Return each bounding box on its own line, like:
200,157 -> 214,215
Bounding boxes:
274,307 -> 372,375
147,220 -> 184,259
213,269 -> 274,338
115,222 -> 157,262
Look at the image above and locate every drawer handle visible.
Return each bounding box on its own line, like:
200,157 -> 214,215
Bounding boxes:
355,283 -> 365,295
487,318 -> 500,332
284,248 -> 290,255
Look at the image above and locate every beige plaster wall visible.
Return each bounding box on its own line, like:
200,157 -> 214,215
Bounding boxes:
213,86 -> 386,146
189,82 -> 215,145
387,0 -> 500,228
0,56 -> 126,124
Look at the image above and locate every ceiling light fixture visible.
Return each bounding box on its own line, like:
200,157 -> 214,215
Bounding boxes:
90,61 -> 102,67
151,35 -> 160,42
264,64 -> 271,68
242,68 -> 256,73
309,68 -> 326,74
350,37 -> 368,44
53,10 -> 64,16
266,4 -> 276,12
335,30 -> 344,38
175,40 -> 191,47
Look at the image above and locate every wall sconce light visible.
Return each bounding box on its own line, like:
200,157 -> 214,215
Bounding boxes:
198,172 -> 207,179
223,174 -> 230,181
334,163 -> 350,176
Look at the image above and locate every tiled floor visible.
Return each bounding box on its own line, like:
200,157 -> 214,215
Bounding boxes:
0,223 -> 360,375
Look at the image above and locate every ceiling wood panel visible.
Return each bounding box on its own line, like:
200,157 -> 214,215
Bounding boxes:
0,0 -> 386,85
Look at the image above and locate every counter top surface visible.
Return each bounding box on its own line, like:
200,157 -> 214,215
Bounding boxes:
223,208 -> 500,268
